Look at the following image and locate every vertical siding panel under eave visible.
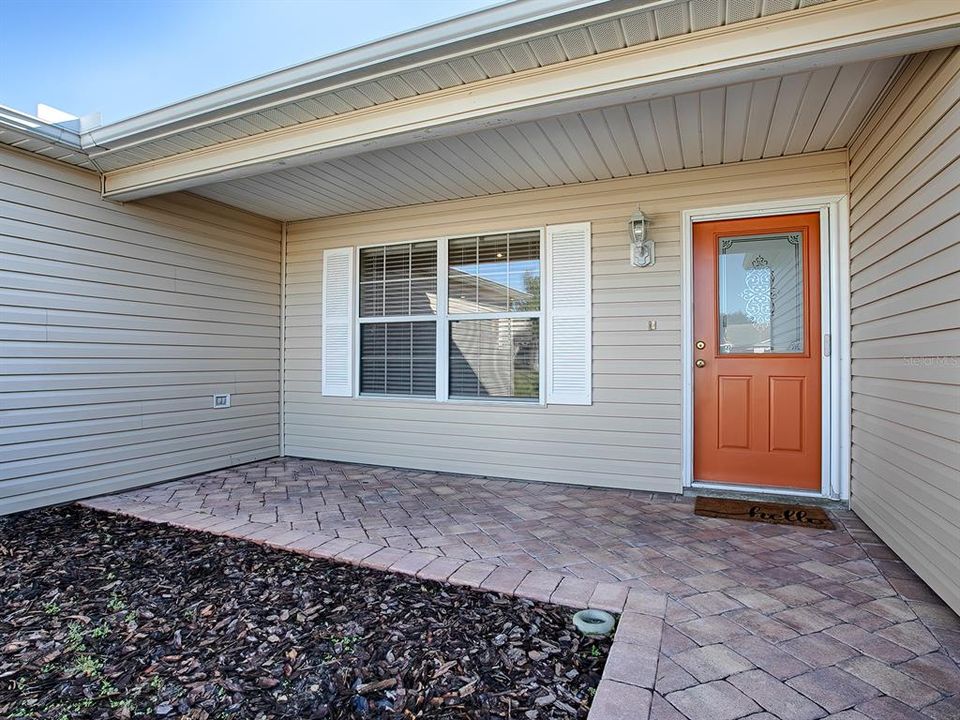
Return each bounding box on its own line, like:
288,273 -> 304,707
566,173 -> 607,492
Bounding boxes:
0,147 -> 282,515
283,150 -> 848,493
848,48 -> 960,615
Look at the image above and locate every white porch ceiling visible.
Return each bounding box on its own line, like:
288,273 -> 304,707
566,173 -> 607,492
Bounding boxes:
89,0 -> 835,172
191,57 -> 900,220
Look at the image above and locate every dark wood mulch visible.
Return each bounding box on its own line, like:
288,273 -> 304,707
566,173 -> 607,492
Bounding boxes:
0,506 -> 611,719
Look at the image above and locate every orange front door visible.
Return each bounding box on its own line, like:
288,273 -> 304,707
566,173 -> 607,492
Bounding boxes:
693,213 -> 821,491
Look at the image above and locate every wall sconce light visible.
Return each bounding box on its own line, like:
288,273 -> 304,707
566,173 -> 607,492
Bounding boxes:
629,210 -> 654,267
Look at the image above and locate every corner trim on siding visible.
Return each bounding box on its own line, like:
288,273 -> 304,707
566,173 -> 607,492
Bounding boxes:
280,221 -> 288,456
835,194 -> 852,508
680,195 -> 852,501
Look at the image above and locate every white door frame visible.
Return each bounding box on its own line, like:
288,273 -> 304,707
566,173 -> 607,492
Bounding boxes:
680,196 -> 851,500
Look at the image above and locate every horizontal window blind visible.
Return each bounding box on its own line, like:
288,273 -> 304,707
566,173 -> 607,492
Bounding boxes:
360,241 -> 437,317
360,321 -> 436,396
450,317 -> 539,400
448,231 -> 540,314
447,230 -> 542,401
358,241 -> 438,398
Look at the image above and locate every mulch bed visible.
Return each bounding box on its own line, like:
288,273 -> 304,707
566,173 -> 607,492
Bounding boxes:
0,506 -> 610,719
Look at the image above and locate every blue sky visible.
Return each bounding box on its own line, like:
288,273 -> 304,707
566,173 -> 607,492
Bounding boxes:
0,0 -> 495,124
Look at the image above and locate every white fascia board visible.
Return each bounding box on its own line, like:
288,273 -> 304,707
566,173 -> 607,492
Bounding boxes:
0,105 -> 84,150
81,0 -> 652,152
102,0 -> 960,200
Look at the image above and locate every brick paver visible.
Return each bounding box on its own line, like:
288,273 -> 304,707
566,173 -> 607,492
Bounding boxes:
416,556 -> 464,582
515,569 -> 564,602
448,560 -> 497,588
665,680 -> 761,720
672,644 -> 754,682
786,667 -> 880,713
590,582 -> 630,613
589,679 -> 652,720
551,576 -> 600,608
838,656 -> 941,709
361,546 -> 409,571
727,669 -> 825,720
80,457 -> 960,720
725,635 -> 811,680
388,550 -> 433,575
603,641 -> 660,689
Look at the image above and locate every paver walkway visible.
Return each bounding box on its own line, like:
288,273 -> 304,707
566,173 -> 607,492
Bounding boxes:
80,457 -> 960,720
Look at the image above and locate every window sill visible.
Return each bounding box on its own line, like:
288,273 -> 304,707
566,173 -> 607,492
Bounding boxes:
355,393 -> 545,407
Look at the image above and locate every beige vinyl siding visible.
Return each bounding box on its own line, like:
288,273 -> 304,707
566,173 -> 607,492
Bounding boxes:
0,146 -> 282,515
284,150 -> 848,492
848,48 -> 960,614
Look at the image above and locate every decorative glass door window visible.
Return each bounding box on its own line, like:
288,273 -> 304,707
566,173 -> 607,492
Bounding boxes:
717,232 -> 804,354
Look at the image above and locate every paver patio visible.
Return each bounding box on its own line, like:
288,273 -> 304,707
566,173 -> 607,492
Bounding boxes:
80,457 -> 960,720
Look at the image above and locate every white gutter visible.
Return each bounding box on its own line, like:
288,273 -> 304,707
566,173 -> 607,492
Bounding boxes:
0,105 -> 84,150
81,0 -> 666,153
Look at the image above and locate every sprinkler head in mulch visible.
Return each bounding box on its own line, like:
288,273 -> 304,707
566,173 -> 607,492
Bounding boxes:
572,609 -> 615,637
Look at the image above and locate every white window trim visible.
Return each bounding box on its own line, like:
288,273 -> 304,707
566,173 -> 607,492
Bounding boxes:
353,236 -> 443,401
353,228 -> 546,405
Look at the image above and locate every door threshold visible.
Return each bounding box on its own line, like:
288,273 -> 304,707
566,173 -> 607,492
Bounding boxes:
689,481 -> 842,508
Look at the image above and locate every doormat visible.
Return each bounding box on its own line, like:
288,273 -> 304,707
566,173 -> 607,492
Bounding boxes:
694,496 -> 835,530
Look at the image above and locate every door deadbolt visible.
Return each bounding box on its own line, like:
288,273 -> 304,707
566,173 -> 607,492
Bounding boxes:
695,359 -> 706,368
695,340 -> 706,350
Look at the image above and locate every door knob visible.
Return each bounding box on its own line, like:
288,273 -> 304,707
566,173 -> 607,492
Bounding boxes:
695,359 -> 706,368
696,340 -> 706,350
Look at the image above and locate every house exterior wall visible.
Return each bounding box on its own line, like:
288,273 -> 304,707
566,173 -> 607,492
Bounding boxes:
283,150 -> 848,492
0,147 -> 282,515
847,47 -> 960,613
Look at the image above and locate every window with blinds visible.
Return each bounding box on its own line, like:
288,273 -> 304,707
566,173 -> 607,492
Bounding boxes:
448,232 -> 540,313
359,321 -> 436,396
352,231 -> 547,402
448,231 -> 541,401
358,241 -> 437,397
360,241 -> 437,316
449,317 -> 539,399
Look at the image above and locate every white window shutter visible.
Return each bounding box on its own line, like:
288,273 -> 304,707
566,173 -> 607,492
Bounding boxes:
546,222 -> 592,405
321,247 -> 354,397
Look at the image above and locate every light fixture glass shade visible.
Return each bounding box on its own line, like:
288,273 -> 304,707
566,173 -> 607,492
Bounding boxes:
630,211 -> 646,243
629,211 -> 654,267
